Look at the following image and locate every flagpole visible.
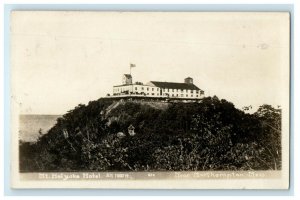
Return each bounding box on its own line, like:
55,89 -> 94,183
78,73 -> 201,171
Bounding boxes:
130,64 -> 132,96
129,64 -> 136,96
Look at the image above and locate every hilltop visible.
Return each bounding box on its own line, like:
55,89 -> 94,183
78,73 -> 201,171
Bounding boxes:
19,96 -> 282,172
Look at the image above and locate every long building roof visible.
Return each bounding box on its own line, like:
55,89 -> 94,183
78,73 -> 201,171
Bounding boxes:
149,81 -> 201,91
114,81 -> 203,91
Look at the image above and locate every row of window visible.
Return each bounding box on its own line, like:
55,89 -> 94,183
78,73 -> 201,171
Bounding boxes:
162,88 -> 199,93
135,87 -> 159,91
134,87 -> 200,93
142,93 -> 199,97
166,93 -> 199,98
114,87 -> 204,95
112,92 -> 200,98
141,92 -> 158,95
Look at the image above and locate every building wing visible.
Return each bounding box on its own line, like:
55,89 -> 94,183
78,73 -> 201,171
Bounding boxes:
149,81 -> 202,91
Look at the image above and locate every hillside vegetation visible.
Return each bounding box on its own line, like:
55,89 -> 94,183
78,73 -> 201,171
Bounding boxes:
19,96 -> 282,172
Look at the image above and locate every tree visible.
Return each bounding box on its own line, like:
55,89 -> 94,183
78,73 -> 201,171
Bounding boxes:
254,104 -> 282,170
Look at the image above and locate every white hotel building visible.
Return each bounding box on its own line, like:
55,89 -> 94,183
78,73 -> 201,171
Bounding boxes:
112,74 -> 204,99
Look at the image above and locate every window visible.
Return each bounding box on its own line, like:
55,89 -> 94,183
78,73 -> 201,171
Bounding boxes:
152,93 -> 154,95
135,87 -> 137,90
157,88 -> 159,91
172,94 -> 174,97
172,89 -> 174,92
196,90 -> 199,94
191,90 -> 194,93
186,94 -> 188,97
176,94 -> 178,97
147,87 -> 149,91
167,89 -> 169,92
147,93 -> 149,95
191,95 -> 193,97
196,95 -> 198,97
152,88 -> 154,91
200,91 -> 204,95
157,93 -> 159,96
181,94 -> 183,97
142,87 -> 144,90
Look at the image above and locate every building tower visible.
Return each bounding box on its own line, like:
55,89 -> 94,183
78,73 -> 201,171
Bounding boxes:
122,74 -> 132,85
184,77 -> 193,84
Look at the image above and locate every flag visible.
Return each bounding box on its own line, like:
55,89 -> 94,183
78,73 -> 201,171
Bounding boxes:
130,63 -> 136,68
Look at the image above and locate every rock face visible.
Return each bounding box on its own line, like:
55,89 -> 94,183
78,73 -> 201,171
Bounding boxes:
104,99 -> 170,134
104,99 -> 169,117
104,100 -> 124,116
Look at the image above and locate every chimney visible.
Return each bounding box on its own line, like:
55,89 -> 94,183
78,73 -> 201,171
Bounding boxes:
184,77 -> 193,84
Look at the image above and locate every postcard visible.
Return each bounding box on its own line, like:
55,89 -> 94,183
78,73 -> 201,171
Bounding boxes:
10,11 -> 290,189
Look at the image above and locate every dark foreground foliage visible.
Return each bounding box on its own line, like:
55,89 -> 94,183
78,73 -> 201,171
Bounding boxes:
19,96 -> 282,172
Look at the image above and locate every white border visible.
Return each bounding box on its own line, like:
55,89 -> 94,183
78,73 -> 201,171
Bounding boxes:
1,0 -> 299,199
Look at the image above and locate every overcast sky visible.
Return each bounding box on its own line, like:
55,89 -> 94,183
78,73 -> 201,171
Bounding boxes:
11,11 -> 289,114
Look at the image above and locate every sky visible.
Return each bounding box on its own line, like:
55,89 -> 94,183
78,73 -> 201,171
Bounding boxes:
11,11 -> 290,115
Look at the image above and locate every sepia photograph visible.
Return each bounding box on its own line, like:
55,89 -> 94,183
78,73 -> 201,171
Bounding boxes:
10,11 -> 290,189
